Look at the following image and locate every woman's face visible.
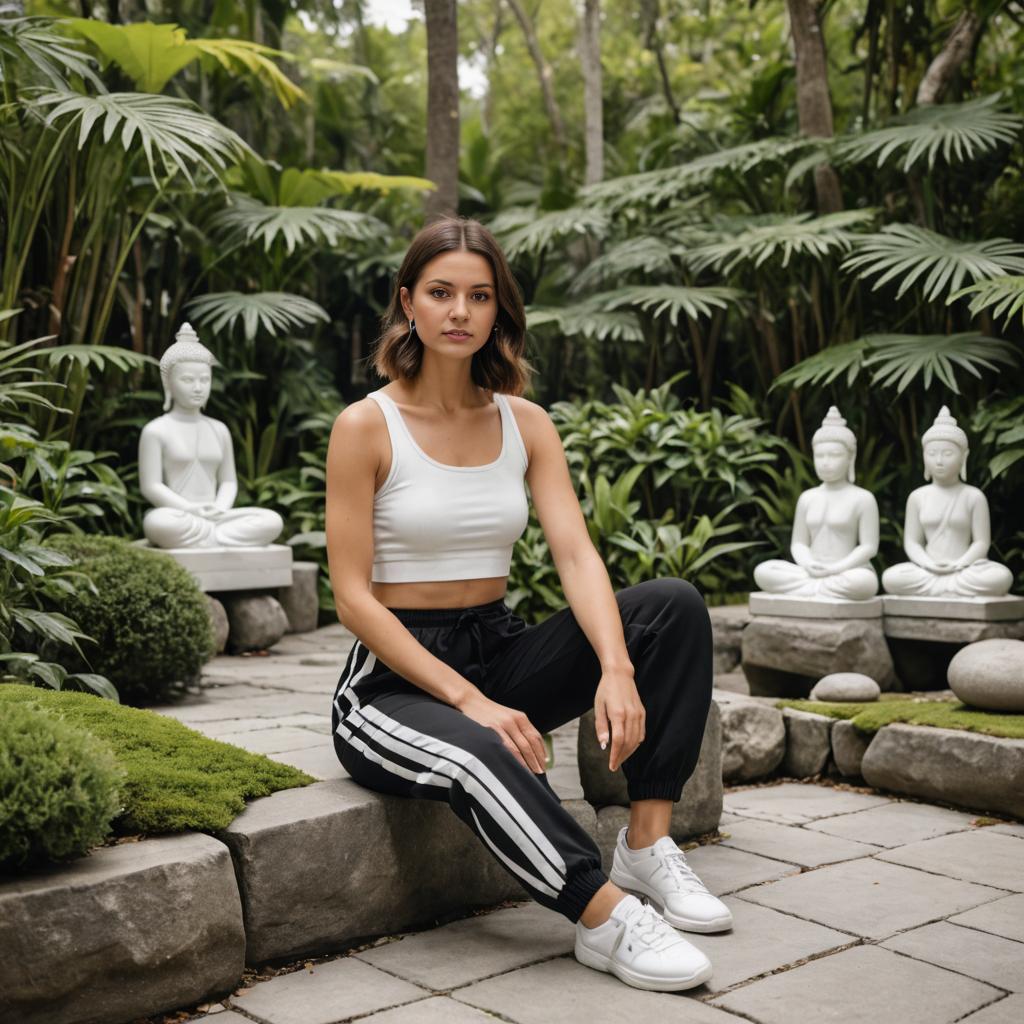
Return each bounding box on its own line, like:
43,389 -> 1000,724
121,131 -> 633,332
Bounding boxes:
924,440 -> 964,483
400,249 -> 497,360
813,441 -> 851,484
168,360 -> 212,412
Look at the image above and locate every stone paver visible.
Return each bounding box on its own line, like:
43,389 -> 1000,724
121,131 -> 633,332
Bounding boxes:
735,857 -> 1009,939
357,995 -> 508,1023
270,743 -> 347,780
684,896 -> 852,992
683,843 -> 800,895
452,957 -> 741,1022
710,945 -> 1000,1024
724,782 -> 892,824
198,712 -> 329,736
719,817 -> 880,867
878,830 -> 1024,892
805,799 -> 979,847
990,822 -> 1024,839
354,902 -> 574,990
882,921 -> 1024,991
960,995 -> 1024,1023
950,893 -> 1024,943
229,956 -> 430,1024
216,726 -> 329,756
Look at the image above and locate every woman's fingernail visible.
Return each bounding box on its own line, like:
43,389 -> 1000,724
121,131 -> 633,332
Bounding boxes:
600,740 -> 607,750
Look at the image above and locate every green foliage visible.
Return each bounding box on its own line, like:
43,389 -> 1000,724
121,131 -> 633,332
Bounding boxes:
0,684 -> 314,835
0,700 -> 124,872
45,535 -> 215,705
185,291 -> 329,342
950,275 -> 1024,330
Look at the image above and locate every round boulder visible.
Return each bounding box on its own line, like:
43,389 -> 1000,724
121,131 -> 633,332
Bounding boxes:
810,672 -> 881,703
947,638 -> 1024,712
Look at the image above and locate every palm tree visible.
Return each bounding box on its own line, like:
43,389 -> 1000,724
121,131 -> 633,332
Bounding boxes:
424,0 -> 460,220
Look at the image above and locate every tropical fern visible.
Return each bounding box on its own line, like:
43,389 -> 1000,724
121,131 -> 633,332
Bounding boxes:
772,332 -> 1018,395
0,12 -> 102,89
593,284 -> 743,325
687,210 -> 876,274
949,275 -> 1024,329
491,206 -> 610,259
185,291 -> 329,341
834,93 -> 1023,172
842,225 -> 1024,303
526,297 -> 643,342
210,194 -> 385,254
36,90 -> 251,185
569,236 -> 682,293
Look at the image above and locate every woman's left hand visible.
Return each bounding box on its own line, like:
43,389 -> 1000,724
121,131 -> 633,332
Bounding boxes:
594,667 -> 645,773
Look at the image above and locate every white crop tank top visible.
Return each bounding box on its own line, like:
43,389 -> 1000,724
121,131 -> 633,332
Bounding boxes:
366,389 -> 530,583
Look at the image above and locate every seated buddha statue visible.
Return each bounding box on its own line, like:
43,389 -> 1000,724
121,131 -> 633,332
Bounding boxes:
882,406 -> 1012,598
753,407 -> 880,601
138,323 -> 283,549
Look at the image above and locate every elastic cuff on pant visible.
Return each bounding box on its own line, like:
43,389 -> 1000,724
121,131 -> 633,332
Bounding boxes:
627,779 -> 683,802
558,866 -> 608,923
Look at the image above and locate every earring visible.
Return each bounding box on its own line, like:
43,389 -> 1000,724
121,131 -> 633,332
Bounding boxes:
407,318 -> 417,342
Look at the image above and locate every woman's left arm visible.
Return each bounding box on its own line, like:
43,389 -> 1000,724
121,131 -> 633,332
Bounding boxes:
518,400 -> 644,771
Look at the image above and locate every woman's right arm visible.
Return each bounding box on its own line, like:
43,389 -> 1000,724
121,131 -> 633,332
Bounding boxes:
324,403 -> 547,773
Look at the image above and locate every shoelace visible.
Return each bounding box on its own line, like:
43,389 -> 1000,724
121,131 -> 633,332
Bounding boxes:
656,849 -> 710,895
621,902 -> 679,953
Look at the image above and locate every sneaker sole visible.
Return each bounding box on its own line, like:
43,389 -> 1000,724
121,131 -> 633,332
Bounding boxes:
609,870 -> 734,934
574,936 -> 713,992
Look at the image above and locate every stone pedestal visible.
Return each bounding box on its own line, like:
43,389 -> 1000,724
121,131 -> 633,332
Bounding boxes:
882,594 -> 1024,622
882,612 -> 1024,691
277,560 -> 320,634
742,614 -> 897,697
138,542 -> 294,592
750,592 -> 882,619
708,603 -> 751,673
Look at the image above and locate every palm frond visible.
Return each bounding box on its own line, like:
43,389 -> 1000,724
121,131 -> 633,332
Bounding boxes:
36,90 -> 251,185
277,168 -> 434,205
41,344 -> 155,373
210,194 -> 386,254
569,236 -> 681,294
834,93 -> 1023,173
841,224 -> 1024,303
185,291 -> 329,341
526,297 -> 643,342
594,284 -> 743,325
0,13 -> 102,90
491,206 -> 610,260
688,210 -> 876,274
770,338 -> 873,391
190,38 -> 306,109
948,275 -> 1024,329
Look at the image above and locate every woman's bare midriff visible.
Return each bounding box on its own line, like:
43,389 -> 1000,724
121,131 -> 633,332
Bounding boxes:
370,577 -> 508,610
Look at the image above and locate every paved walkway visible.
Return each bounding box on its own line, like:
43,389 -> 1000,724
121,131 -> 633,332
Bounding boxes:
149,625 -> 1024,1024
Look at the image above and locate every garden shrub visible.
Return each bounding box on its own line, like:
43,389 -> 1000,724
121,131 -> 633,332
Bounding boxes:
0,700 -> 124,872
46,535 -> 215,705
0,684 -> 315,835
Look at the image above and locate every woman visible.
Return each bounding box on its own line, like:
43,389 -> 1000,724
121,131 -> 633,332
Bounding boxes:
325,215 -> 728,993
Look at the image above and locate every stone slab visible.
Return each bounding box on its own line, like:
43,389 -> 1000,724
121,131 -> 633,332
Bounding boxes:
991,822 -> 1024,838
357,996 -> 508,1024
723,782 -> 892,825
750,592 -> 883,618
958,995 -> 1024,1024
882,594 -> 1024,622
877,830 -> 1024,892
861,723 -> 1024,819
215,779 -> 525,963
804,800 -> 978,848
0,833 -> 245,1024
452,957 -> 740,1022
735,857 -> 1008,939
882,615 -> 1024,642
709,602 -> 750,673
710,944 -> 999,1024
228,955 -> 429,1024
355,901 -> 573,990
198,712 -> 328,736
148,542 -> 294,591
218,727 -> 329,756
152,692 -> 329,723
270,743 -> 347,780
718,818 -> 879,867
684,896 -> 852,993
781,708 -> 832,777
882,920 -> 1024,991
680,843 -> 801,895
277,560 -> 320,633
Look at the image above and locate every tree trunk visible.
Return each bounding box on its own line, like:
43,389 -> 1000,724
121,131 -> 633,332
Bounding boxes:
786,0 -> 843,213
424,0 -> 460,221
505,0 -> 567,162
640,0 -> 679,124
579,0 -> 603,186
916,10 -> 981,105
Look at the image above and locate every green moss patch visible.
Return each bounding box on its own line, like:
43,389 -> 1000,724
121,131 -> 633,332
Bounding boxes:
0,684 -> 316,835
778,697 -> 1024,740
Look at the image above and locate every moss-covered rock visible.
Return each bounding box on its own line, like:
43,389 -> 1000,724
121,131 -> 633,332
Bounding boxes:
47,534 -> 215,705
0,684 -> 315,835
0,700 -> 124,871
778,696 -> 1024,740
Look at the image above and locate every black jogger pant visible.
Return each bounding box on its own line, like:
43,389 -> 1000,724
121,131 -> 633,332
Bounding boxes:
330,577 -> 713,924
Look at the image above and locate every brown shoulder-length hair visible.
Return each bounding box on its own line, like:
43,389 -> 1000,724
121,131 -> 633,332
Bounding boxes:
371,216 -> 535,397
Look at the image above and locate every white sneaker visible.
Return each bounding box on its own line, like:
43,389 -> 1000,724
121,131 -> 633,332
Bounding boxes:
609,827 -> 733,933
574,893 -> 712,991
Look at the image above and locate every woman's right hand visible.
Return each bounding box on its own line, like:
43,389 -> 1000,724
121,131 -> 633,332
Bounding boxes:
456,690 -> 548,774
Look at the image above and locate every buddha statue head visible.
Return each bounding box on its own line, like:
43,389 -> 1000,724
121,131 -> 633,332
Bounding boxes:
921,406 -> 969,483
811,406 -> 857,484
159,322 -> 218,412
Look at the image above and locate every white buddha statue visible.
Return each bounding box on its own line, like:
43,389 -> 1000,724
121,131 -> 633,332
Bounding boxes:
139,323 -> 283,549
882,406 -> 1012,598
753,407 -> 880,600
